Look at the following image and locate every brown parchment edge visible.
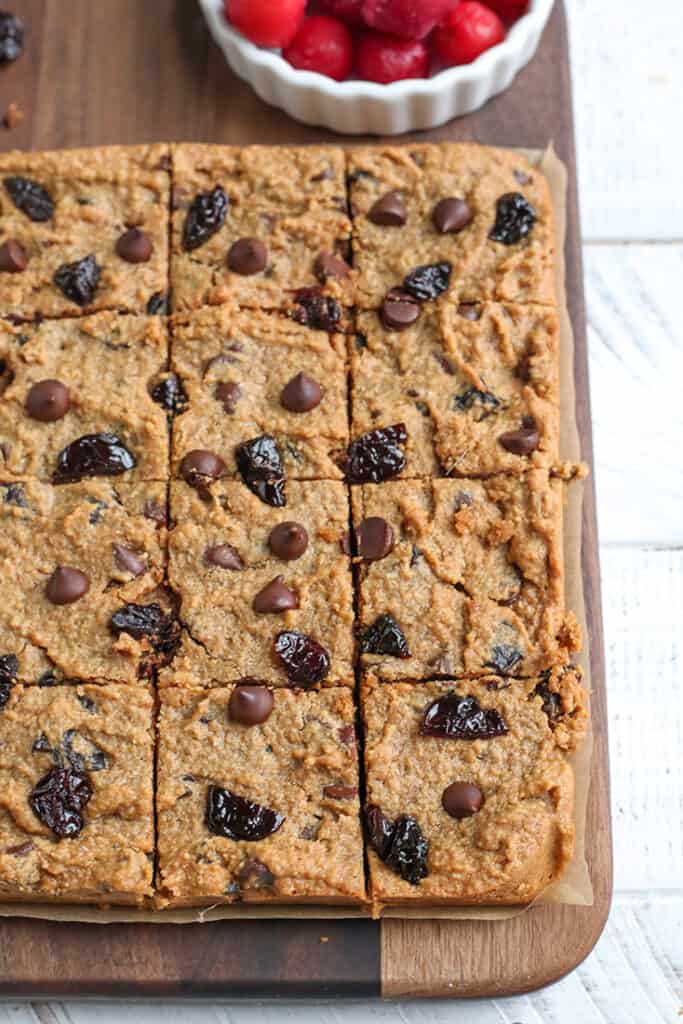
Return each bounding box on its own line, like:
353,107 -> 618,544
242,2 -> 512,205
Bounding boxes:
0,145 -> 593,926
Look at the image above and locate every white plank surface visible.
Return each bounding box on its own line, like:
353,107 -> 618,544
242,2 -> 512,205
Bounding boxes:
6,2 -> 681,1021
570,0 -> 683,241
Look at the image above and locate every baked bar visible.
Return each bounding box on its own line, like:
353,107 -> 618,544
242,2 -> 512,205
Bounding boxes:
362,670 -> 587,905
351,472 -> 579,681
156,684 -> 364,906
160,478 -> 354,688
0,312 -> 170,483
0,684 -> 154,905
0,479 -> 171,685
352,301 -> 560,478
171,304 -> 348,481
0,145 -> 170,320
348,144 -> 555,310
170,144 -> 352,314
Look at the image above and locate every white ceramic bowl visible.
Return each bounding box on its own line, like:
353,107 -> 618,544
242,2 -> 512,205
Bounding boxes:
199,0 -> 555,135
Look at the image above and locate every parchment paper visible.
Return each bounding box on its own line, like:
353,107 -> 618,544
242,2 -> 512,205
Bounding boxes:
0,146 -> 593,925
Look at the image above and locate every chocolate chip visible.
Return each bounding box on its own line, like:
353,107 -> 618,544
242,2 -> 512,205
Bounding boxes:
144,499 -> 167,527
432,197 -> 472,234
369,191 -> 407,226
314,251 -> 350,282
204,543 -> 244,570
280,373 -> 322,413
215,381 -> 242,413
457,303 -> 481,321
252,576 -> 299,614
112,544 -> 146,577
25,380 -> 70,422
0,239 -> 27,273
45,566 -> 89,605
323,785 -> 358,800
380,288 -> 420,331
227,238 -> 267,275
229,683 -> 274,726
499,420 -> 540,455
180,449 -> 226,487
269,522 -> 308,561
115,227 -> 153,264
357,517 -> 394,561
442,781 -> 484,819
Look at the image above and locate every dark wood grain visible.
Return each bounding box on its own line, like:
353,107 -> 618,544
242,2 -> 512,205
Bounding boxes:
0,0 -> 611,1000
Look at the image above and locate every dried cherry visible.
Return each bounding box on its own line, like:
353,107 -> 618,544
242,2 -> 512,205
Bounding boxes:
274,630 -> 330,686
182,186 -> 229,251
403,262 -> 451,302
489,192 -> 536,245
4,176 -> 53,221
53,433 -> 136,483
420,692 -> 508,740
236,434 -> 286,507
29,766 -> 92,839
361,614 -> 410,658
344,423 -> 406,484
364,805 -> 428,885
206,785 -> 285,841
53,254 -> 102,306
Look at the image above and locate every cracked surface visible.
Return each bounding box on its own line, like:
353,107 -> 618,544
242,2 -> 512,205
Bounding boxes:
160,479 -> 354,688
0,144 -> 170,319
0,479 -> 168,684
157,686 -> 364,906
352,301 -> 560,478
0,684 -> 154,903
362,673 -> 582,904
348,144 -> 555,309
0,312 -> 169,483
352,472 -> 579,681
170,144 -> 352,313
170,304 -> 348,480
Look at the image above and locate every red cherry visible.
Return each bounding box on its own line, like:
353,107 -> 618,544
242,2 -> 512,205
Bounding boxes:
319,0 -> 365,27
224,0 -> 306,49
356,32 -> 429,84
434,2 -> 505,66
485,0 -> 530,24
283,16 -> 354,81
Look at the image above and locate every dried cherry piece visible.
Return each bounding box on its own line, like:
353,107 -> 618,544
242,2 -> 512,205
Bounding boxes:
206,785 -> 285,841
4,176 -> 53,221
534,678 -> 561,722
29,766 -> 92,839
0,652 -> 16,707
62,729 -> 107,772
182,186 -> 229,251
454,387 -> 501,421
54,254 -> 102,306
403,262 -> 451,302
485,643 -> 523,674
292,288 -> 341,332
151,374 -> 188,416
236,434 -> 286,507
489,192 -> 537,245
109,602 -> 179,659
364,803 -> 395,860
238,857 -> 275,889
361,614 -> 410,658
53,432 -> 136,483
344,423 -> 406,484
146,291 -> 171,315
0,11 -> 24,63
420,693 -> 508,740
364,805 -> 428,885
274,630 -> 330,686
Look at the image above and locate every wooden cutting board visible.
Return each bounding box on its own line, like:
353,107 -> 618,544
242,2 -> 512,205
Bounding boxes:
0,0 -> 612,999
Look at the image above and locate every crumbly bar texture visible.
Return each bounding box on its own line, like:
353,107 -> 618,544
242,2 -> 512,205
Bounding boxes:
352,472 -> 580,682
171,304 -> 348,480
362,671 -> 587,905
352,301 -> 560,478
348,144 -> 555,309
0,145 -> 170,319
0,479 -> 169,685
160,479 -> 354,689
0,312 -> 169,483
170,144 -> 352,314
156,686 -> 364,906
0,684 -> 154,904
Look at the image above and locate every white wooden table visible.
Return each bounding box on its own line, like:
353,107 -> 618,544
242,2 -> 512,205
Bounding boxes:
3,2 -> 681,1020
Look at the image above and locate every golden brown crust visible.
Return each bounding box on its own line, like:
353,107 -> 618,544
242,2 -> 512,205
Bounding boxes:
156,686 -> 365,907
0,145 -> 170,319
348,144 -> 555,308
362,673 -> 581,905
0,684 -> 154,904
